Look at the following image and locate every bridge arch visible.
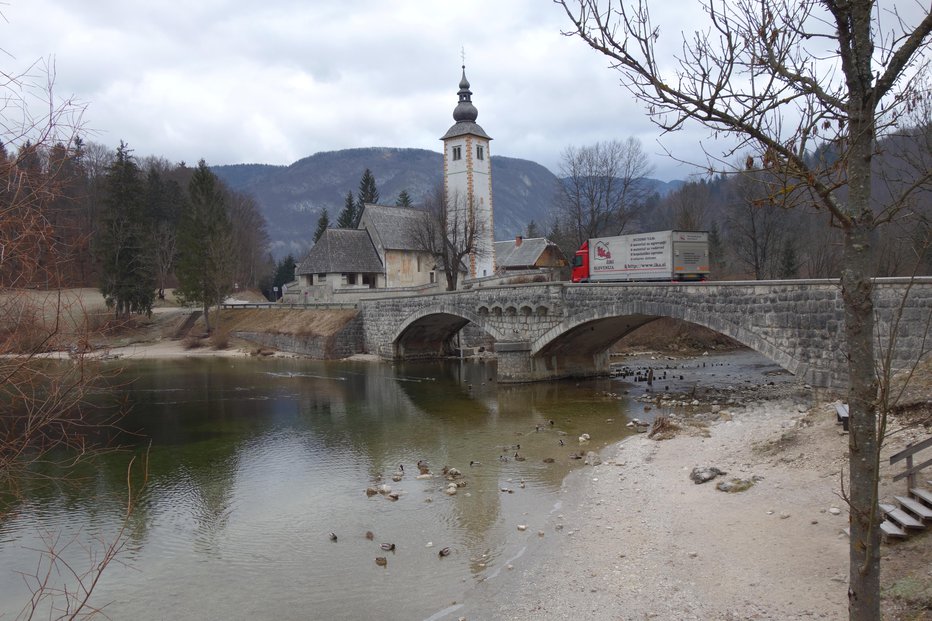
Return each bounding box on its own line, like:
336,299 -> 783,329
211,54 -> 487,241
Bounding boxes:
531,301 -> 802,376
391,305 -> 507,358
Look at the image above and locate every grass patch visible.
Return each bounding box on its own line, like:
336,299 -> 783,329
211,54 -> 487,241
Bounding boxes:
648,416 -> 681,440
884,575 -> 932,611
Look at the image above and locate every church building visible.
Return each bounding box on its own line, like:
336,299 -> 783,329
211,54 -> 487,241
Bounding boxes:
291,66 -> 500,301
441,66 -> 496,279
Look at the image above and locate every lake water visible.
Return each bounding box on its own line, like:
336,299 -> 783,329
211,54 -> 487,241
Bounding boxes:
0,357 -> 637,620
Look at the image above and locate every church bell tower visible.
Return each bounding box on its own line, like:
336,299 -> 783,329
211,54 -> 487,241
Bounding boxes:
440,65 -> 495,281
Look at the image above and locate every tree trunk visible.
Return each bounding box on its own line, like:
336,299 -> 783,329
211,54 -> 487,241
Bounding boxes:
844,96 -> 880,619
843,219 -> 880,620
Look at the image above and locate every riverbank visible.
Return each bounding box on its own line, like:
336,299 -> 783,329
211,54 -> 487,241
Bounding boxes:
451,356 -> 932,621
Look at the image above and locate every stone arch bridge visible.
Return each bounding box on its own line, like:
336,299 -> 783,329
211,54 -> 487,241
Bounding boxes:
359,278 -> 931,388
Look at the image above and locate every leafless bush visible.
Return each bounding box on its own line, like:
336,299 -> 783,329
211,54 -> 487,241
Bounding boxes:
182,335 -> 205,350
209,325 -> 231,350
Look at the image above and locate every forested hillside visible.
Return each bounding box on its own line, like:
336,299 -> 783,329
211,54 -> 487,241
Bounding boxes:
212,146 -> 680,258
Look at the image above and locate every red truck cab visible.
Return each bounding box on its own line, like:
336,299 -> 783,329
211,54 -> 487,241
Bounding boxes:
571,241 -> 590,283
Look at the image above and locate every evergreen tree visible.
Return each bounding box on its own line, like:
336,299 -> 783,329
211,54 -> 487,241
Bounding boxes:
778,238 -> 800,279
273,254 -> 296,295
526,220 -> 541,238
357,168 -> 379,208
95,141 -> 156,318
708,223 -> 727,278
395,189 -> 413,208
336,191 -> 357,229
145,168 -> 185,299
314,209 -> 330,242
174,160 -> 233,332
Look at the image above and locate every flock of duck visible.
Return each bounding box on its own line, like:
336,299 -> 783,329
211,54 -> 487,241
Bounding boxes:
339,419 -> 601,567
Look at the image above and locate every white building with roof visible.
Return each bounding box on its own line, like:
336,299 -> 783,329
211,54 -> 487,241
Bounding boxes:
288,66 -> 502,302
441,66 -> 495,280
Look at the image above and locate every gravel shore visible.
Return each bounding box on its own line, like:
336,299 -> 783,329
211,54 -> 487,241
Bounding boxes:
449,355 -> 862,621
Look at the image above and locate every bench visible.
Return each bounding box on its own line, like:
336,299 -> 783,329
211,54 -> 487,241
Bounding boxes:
834,403 -> 849,431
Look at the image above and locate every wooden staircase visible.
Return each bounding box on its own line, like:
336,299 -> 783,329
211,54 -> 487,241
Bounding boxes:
879,436 -> 932,541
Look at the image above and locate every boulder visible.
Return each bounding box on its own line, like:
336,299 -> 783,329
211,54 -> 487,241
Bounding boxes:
689,466 -> 727,484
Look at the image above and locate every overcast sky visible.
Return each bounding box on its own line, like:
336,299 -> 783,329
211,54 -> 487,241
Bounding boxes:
4,1 -> 729,181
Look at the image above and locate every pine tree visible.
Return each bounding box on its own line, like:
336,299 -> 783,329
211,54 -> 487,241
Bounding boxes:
95,141 -> 156,318
395,189 -> 413,208
273,254 -> 296,293
778,238 -> 800,278
336,191 -> 357,229
313,209 -> 330,242
708,224 -> 727,278
357,168 -> 379,208
174,160 -> 233,332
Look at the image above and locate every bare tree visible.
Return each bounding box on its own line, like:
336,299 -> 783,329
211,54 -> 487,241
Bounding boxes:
726,170 -> 789,279
555,1 -> 932,618
412,185 -> 485,291
553,137 -> 653,249
0,44 -> 138,619
658,180 -> 713,232
227,190 -> 270,290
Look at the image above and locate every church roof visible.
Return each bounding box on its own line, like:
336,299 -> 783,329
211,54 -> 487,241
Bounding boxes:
360,204 -> 430,251
441,66 -> 492,141
441,121 -> 491,141
494,237 -> 563,269
296,228 -> 383,275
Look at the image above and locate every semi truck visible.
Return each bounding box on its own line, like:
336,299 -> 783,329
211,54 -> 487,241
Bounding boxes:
571,230 -> 710,282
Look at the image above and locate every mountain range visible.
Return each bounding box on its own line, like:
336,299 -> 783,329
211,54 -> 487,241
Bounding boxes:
212,147 -> 682,258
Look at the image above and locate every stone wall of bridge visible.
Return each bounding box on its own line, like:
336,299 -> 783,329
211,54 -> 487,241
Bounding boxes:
359,278 -> 932,388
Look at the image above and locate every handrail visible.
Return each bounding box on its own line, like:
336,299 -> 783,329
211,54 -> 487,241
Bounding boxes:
891,435 -> 932,488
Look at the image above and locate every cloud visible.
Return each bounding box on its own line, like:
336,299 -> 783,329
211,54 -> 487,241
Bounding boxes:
2,0 -> 716,180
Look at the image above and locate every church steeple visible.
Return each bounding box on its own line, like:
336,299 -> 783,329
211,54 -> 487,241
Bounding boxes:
453,66 -> 478,123
440,64 -> 495,282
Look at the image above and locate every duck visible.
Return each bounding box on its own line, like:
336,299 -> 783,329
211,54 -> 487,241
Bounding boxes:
499,455 -> 510,462
365,531 -> 374,540
438,547 -> 451,558
380,543 -> 396,552
375,557 -> 388,566
469,460 -> 481,467
329,532 -> 338,542
514,452 -> 526,462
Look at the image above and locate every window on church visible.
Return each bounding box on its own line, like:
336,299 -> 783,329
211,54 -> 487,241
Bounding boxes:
452,146 -> 462,161
477,145 -> 484,160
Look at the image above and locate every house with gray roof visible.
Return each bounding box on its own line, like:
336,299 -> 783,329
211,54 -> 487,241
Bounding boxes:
291,204 -> 441,302
494,236 -> 568,272
358,204 -> 439,288
294,228 -> 385,300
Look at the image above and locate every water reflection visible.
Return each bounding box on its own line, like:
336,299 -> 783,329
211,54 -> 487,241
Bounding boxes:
0,357 -> 633,620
